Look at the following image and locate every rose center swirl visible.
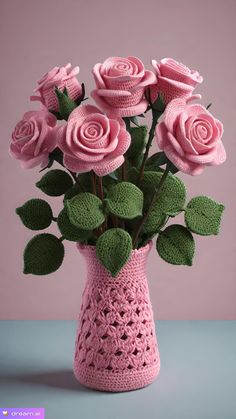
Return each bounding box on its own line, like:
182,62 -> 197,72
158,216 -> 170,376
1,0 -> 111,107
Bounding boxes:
16,121 -> 34,139
107,59 -> 138,77
80,121 -> 104,142
191,119 -> 212,144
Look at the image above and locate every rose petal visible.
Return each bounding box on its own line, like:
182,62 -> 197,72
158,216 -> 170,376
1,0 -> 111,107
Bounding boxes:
167,132 -> 185,157
93,155 -> 124,176
130,70 -> 157,91
21,154 -> 48,169
106,114 -> 126,128
71,126 -> 105,161
21,123 -> 40,155
127,56 -> 145,74
79,113 -> 110,148
176,113 -> 198,154
186,94 -> 202,103
108,127 -> 131,158
206,140 -> 226,166
76,119 -> 119,155
57,125 -> 69,154
100,56 -> 145,90
151,60 -> 161,76
159,58 -> 203,86
30,95 -> 43,104
185,103 -> 209,118
91,90 -> 148,117
68,104 -> 103,126
96,89 -> 131,97
185,146 -> 218,164
64,154 -> 94,173
93,63 -> 106,89
158,76 -> 194,101
215,119 -> 224,138
155,121 -> 169,149
164,98 -> 186,133
164,145 -> 204,175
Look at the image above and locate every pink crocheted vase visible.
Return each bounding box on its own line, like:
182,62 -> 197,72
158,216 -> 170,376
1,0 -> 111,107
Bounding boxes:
73,241 -> 160,392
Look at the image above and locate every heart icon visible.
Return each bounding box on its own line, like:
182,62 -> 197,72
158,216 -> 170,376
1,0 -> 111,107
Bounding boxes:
2,412 -> 8,416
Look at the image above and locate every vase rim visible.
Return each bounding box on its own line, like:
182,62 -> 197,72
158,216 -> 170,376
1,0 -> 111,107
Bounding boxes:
77,240 -> 153,255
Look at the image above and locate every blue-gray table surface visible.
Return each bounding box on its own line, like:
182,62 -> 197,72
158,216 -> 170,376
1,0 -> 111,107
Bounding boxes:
0,321 -> 235,419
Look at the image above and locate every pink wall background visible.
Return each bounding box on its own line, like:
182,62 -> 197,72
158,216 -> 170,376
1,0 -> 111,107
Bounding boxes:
0,0 -> 235,320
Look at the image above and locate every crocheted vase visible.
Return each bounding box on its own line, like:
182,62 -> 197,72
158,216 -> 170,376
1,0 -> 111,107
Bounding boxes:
73,241 -> 160,392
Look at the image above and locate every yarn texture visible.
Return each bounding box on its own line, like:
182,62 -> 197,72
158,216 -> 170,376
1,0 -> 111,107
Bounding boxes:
74,241 -> 160,392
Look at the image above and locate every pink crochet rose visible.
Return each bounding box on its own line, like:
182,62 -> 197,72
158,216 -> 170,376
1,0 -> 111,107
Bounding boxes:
30,63 -> 82,112
150,58 -> 203,105
57,104 -> 131,176
91,56 -> 156,117
155,98 -> 226,175
10,110 -> 57,169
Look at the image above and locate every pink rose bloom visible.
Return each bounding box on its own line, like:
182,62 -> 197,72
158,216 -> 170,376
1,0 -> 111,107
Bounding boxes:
150,58 -> 203,105
10,111 -> 57,169
57,104 -> 131,176
91,56 -> 156,117
155,98 -> 226,175
30,63 -> 82,112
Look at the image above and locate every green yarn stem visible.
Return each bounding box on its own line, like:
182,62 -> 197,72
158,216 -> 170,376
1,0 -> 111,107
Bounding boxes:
98,176 -> 107,232
98,176 -> 104,201
137,111 -> 159,185
68,170 -> 77,182
90,172 -> 104,237
91,171 -> 97,196
123,117 -> 131,132
46,149 -> 80,188
132,162 -> 171,248
71,173 -> 88,193
121,158 -> 127,181
121,117 -> 131,183
75,175 -> 86,192
49,150 -> 76,183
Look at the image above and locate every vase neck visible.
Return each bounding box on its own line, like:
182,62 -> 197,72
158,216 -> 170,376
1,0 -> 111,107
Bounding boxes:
77,241 -> 152,286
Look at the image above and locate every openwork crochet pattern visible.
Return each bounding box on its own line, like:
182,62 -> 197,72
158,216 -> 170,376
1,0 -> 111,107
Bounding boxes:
74,241 -> 160,392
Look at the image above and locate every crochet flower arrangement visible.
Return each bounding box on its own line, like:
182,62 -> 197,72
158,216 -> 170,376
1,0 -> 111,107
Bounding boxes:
11,57 -> 226,277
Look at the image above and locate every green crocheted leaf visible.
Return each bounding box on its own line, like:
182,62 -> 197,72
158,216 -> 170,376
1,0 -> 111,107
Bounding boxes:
16,199 -> 53,230
40,148 -> 64,172
66,193 -> 105,230
156,224 -> 195,266
55,87 -> 77,120
36,169 -> 73,196
143,211 -> 167,234
185,196 -> 225,236
96,228 -> 132,277
145,152 -> 168,170
152,93 -> 166,113
107,171 -> 119,181
167,160 -> 179,174
57,208 -> 91,242
23,233 -> 64,275
145,153 -> 178,174
64,173 -> 93,201
63,183 -> 81,201
127,167 -> 139,184
77,172 -> 93,192
142,171 -> 186,215
105,182 -> 143,219
141,171 -> 186,233
126,126 -> 147,165
102,172 -> 118,191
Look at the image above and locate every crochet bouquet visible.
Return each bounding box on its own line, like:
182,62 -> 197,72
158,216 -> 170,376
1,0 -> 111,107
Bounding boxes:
10,57 -> 226,391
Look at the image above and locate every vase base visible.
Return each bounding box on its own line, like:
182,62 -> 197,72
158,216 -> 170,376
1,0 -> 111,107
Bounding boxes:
73,361 -> 160,392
